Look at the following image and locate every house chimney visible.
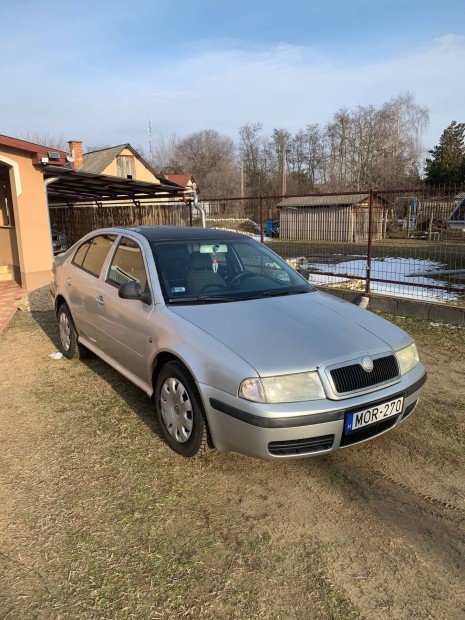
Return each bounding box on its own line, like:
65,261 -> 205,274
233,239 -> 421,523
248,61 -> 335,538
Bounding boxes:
68,140 -> 83,169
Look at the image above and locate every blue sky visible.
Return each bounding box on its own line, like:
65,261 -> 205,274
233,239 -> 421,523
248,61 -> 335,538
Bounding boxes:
1,0 -> 465,154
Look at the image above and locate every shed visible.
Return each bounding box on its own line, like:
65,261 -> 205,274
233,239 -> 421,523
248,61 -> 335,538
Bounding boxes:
276,194 -> 386,242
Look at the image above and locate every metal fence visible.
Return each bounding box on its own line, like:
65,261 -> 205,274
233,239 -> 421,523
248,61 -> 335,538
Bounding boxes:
49,187 -> 465,306
198,188 -> 465,306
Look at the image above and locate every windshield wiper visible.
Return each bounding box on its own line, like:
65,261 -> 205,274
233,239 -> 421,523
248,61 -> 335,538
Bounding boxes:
261,288 -> 309,298
168,295 -> 238,304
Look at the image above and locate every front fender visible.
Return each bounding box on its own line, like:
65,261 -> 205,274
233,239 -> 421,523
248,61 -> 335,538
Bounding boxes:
148,304 -> 258,397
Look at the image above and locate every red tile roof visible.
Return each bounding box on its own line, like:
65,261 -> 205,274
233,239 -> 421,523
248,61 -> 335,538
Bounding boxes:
166,174 -> 194,187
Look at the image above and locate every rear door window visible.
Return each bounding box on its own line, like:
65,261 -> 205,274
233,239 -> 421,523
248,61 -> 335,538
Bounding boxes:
72,235 -> 116,277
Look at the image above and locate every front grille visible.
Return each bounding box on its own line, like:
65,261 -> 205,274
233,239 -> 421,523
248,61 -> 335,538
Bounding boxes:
330,355 -> 399,394
268,435 -> 334,456
340,416 -> 399,447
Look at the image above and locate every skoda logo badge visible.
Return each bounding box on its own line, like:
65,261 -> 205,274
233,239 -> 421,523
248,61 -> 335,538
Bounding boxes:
361,356 -> 374,372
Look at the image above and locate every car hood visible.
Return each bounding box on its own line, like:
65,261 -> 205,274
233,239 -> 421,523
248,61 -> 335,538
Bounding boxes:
169,291 -> 411,376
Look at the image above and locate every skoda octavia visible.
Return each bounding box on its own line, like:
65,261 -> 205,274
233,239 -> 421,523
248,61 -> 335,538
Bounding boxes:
51,226 -> 426,460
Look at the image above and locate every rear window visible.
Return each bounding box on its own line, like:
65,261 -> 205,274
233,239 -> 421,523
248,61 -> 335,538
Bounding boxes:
73,235 -> 116,277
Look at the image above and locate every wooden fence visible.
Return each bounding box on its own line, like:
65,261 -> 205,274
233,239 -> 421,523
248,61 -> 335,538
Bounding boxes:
49,201 -> 190,246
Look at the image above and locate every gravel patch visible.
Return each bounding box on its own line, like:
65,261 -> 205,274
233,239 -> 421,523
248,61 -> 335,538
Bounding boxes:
16,285 -> 54,312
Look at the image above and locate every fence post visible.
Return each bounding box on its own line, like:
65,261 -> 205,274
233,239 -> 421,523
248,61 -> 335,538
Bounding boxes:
365,189 -> 374,295
427,208 -> 433,241
259,196 -> 264,244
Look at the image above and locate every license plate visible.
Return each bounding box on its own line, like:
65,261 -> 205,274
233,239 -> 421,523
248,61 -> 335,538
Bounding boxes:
345,397 -> 404,433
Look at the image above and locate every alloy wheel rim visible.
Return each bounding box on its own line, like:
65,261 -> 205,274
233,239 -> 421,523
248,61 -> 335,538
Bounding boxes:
160,377 -> 193,443
59,312 -> 71,351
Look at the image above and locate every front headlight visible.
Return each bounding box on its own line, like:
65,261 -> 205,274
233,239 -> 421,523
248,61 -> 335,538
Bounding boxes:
239,371 -> 325,403
396,343 -> 420,375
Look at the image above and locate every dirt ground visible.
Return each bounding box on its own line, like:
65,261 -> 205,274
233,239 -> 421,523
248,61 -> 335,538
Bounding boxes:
0,309 -> 464,620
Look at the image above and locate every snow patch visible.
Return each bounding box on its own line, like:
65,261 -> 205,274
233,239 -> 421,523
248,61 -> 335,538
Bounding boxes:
295,257 -> 465,303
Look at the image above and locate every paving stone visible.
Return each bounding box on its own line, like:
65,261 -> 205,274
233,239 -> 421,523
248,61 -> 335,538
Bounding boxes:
0,281 -> 27,335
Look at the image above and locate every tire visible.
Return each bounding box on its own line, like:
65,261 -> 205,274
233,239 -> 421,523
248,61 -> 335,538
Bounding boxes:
155,361 -> 209,457
57,303 -> 88,360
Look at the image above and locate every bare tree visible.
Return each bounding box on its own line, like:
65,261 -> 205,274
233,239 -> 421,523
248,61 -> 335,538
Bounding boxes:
171,129 -> 239,197
238,95 -> 428,195
323,94 -> 429,189
145,132 -> 179,170
238,122 -> 266,195
267,128 -> 292,194
84,143 -> 112,153
287,130 -> 311,193
326,109 -> 353,188
202,160 -> 241,198
20,130 -> 67,150
298,124 -> 326,187
371,93 -> 429,187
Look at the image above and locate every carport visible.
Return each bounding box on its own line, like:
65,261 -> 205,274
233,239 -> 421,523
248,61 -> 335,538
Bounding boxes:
44,166 -> 184,204
45,166 -> 189,250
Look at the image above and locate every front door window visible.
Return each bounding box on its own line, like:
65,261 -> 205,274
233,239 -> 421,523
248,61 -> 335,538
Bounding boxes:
106,237 -> 148,291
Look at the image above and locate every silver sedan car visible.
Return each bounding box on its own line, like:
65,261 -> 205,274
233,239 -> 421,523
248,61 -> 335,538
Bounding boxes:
51,226 -> 426,460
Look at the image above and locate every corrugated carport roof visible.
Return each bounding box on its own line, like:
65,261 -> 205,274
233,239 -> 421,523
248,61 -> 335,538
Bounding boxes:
44,166 -> 185,204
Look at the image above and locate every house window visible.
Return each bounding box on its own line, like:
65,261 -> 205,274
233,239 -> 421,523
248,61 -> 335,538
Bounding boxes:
117,155 -> 135,179
0,165 -> 14,227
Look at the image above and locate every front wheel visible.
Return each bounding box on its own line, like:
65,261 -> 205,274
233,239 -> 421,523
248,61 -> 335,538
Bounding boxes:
154,361 -> 209,457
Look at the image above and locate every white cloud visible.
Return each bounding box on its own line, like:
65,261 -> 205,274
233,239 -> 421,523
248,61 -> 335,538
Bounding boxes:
2,33 -> 465,150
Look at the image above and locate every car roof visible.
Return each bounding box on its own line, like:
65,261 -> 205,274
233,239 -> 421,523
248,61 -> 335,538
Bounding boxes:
120,226 -> 250,243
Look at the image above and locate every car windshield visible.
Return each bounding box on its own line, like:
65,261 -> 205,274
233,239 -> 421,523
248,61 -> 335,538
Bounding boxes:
151,236 -> 314,303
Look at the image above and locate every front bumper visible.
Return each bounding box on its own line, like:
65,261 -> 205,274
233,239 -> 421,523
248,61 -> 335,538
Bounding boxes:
200,364 -> 426,460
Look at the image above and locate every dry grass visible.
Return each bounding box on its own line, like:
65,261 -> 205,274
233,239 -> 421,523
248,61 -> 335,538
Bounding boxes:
0,310 -> 464,620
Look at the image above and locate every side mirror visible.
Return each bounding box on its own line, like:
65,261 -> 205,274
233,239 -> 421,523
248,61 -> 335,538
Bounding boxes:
118,281 -> 152,305
297,268 -> 310,281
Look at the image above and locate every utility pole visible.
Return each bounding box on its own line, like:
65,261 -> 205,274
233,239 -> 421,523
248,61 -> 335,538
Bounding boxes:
240,159 -> 244,198
281,144 -> 287,196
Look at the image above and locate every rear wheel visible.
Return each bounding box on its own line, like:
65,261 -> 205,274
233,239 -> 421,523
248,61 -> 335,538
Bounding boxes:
155,361 -> 209,457
57,303 -> 88,360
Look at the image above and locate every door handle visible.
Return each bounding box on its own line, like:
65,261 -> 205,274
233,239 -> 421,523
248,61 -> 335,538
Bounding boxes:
96,295 -> 105,307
